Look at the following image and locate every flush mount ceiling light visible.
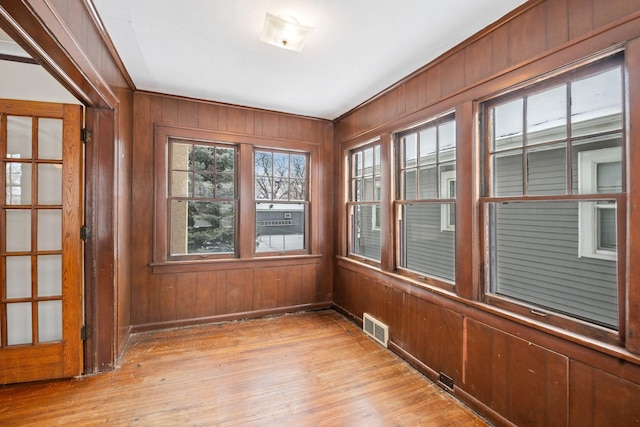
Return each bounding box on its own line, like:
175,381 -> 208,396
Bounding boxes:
259,13 -> 314,52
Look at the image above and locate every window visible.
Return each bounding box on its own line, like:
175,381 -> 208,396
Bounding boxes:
168,139 -> 236,258
482,55 -> 624,331
255,150 -> 309,254
578,147 -> 621,260
348,142 -> 381,262
396,114 -> 456,282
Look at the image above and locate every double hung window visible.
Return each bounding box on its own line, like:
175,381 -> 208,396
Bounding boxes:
482,55 -> 625,330
254,150 -> 309,254
348,142 -> 382,262
168,139 -> 236,258
397,114 -> 456,282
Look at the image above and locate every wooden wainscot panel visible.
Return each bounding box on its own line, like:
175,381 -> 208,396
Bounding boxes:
464,319 -> 568,427
402,295 -> 464,385
569,360 -> 640,426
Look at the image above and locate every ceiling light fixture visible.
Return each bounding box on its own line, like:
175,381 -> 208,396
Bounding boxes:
259,13 -> 314,52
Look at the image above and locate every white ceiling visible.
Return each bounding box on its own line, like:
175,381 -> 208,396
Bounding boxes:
16,1 -> 529,120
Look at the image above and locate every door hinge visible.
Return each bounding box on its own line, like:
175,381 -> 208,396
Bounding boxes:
81,128 -> 92,143
80,225 -> 89,241
81,325 -> 93,341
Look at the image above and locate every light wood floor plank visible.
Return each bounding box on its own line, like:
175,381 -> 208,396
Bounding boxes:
0,310 -> 489,426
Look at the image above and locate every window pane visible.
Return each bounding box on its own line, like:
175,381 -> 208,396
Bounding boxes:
351,204 -> 380,261
290,155 -> 306,179
596,162 -> 622,193
439,120 -> 456,162
571,67 -> 623,137
215,173 -> 235,199
598,206 -> 616,251
256,203 -> 305,252
493,99 -> 523,150
353,151 -> 362,177
401,203 -> 455,281
364,148 -> 374,174
403,169 -> 417,200
419,127 -> 437,165
274,178 -> 289,200
256,176 -> 272,200
171,143 -> 191,170
273,153 -> 289,177
193,173 -> 214,198
526,143 -> 566,196
290,179 -> 305,201
191,146 -> 215,171
255,151 -> 272,176
489,201 -> 617,329
419,166 -> 437,199
527,85 -> 567,145
403,134 -> 417,168
373,145 -> 381,175
171,201 -> 235,255
493,151 -> 523,196
216,147 -> 235,173
171,171 -> 191,197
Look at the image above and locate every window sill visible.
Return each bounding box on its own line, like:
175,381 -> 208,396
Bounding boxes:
151,254 -> 322,275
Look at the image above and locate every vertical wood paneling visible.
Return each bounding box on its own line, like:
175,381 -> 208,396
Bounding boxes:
509,3 -> 548,65
197,102 -> 218,130
464,34 -> 493,86
195,271 -> 217,317
175,273 -> 197,320
593,0 -> 640,28
464,319 -> 568,426
568,0 -> 593,38
177,99 -> 198,128
441,52 -> 465,95
546,0 -> 569,48
569,361 -> 640,426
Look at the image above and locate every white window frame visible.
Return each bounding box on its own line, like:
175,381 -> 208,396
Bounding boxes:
578,146 -> 621,261
440,169 -> 456,231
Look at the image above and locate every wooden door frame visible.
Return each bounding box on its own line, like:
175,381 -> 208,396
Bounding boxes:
0,1 -> 122,373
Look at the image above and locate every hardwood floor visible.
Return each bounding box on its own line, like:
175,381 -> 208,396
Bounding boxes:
0,310 -> 489,426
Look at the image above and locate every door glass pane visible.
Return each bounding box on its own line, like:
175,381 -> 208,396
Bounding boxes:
37,210 -> 62,251
6,209 -> 31,252
5,163 -> 32,205
6,256 -> 31,298
38,255 -> 62,296
38,301 -> 62,342
38,118 -> 63,160
6,116 -> 32,158
38,164 -> 63,205
7,302 -> 32,345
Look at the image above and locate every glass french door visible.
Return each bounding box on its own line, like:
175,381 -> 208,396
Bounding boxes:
1,99 -> 83,384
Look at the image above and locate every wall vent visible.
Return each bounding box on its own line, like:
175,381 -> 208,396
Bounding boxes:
363,313 -> 389,348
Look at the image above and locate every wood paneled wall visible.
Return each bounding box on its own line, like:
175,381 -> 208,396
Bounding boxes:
334,0 -> 640,425
131,92 -> 334,330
